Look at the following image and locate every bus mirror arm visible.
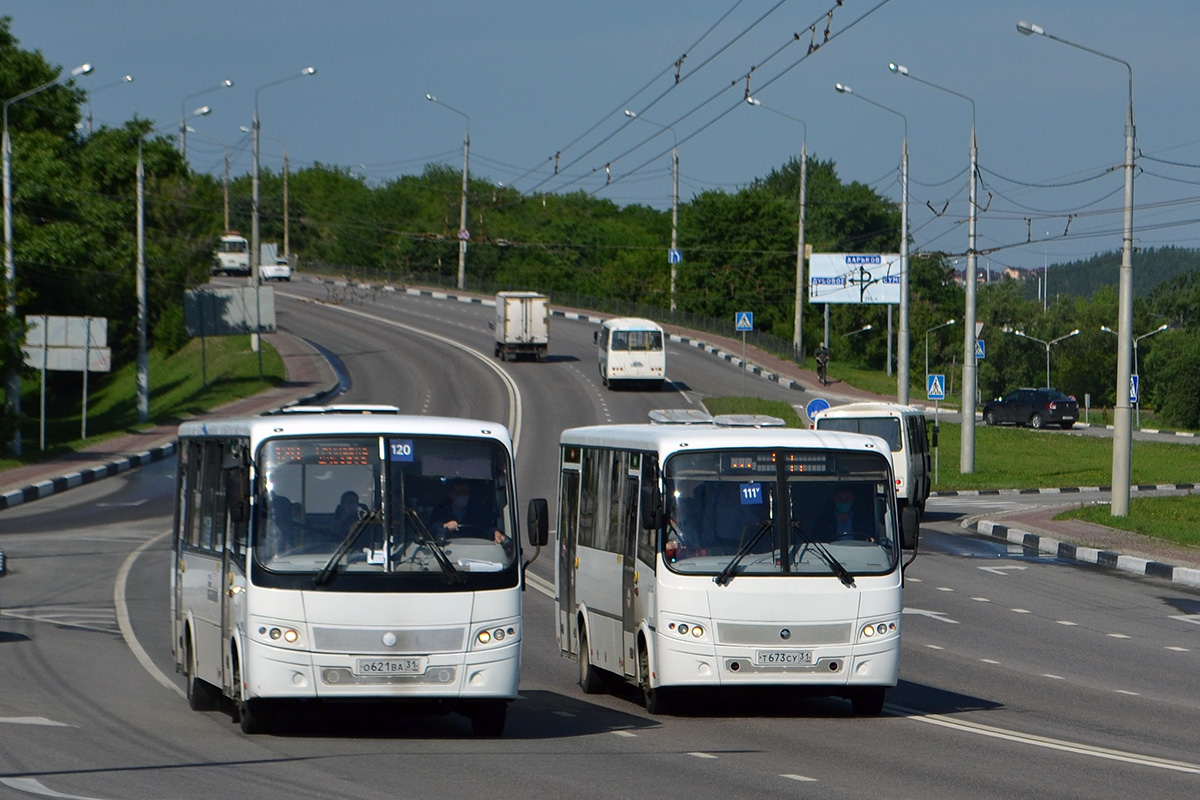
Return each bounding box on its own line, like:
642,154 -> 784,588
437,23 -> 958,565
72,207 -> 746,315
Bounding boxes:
226,470 -> 250,524
640,482 -> 663,530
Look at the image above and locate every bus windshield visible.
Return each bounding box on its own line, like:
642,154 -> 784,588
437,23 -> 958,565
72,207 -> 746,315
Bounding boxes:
662,449 -> 898,579
816,416 -> 901,451
256,435 -> 517,587
610,330 -> 663,352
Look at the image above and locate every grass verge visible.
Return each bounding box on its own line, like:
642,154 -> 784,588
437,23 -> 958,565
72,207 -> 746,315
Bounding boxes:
1058,495 -> 1200,549
2,335 -> 283,470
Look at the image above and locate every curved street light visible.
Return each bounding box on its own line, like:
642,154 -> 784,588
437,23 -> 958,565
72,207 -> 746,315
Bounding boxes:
427,93 -> 470,291
1018,19 -> 1135,515
834,82 -> 909,405
1012,328 -> 1079,390
1101,323 -> 1169,426
179,79 -> 233,158
925,318 -> 956,384
624,109 -> 680,312
3,61 -> 93,454
746,96 -> 807,361
842,324 -> 874,339
889,61 -> 980,473
84,73 -> 133,135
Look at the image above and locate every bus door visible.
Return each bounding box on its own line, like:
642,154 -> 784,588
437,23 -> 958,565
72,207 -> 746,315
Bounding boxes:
620,453 -> 642,679
558,463 -> 581,658
220,441 -> 250,696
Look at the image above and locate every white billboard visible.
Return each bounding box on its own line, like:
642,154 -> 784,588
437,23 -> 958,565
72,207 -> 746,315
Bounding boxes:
808,253 -> 901,304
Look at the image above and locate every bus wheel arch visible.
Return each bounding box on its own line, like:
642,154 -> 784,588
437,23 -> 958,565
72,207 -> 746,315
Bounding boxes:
230,639 -> 267,734
637,634 -> 671,715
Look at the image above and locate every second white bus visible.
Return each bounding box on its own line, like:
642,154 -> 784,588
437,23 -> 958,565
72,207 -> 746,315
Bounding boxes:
595,317 -> 666,390
171,406 -> 547,735
546,413 -> 915,716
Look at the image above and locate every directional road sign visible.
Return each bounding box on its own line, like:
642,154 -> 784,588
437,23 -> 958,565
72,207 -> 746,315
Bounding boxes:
805,397 -> 830,421
668,248 -> 682,264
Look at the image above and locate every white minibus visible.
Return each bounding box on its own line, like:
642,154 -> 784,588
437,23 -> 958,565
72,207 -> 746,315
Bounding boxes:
595,317 -> 666,390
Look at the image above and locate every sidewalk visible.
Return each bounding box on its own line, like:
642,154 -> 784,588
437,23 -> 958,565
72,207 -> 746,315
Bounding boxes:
0,333 -> 338,509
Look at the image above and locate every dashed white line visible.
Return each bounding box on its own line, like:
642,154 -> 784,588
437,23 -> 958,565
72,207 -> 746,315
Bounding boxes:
1166,646 -> 1190,652
1115,689 -> 1140,696
688,752 -> 718,759
1043,674 -> 1065,680
926,644 -> 944,650
612,730 -> 638,738
781,774 -> 819,782
936,586 -> 954,592
1056,620 -> 1077,626
1011,608 -> 1031,614
971,597 -> 990,602
980,658 -> 1000,665
1107,633 -> 1131,639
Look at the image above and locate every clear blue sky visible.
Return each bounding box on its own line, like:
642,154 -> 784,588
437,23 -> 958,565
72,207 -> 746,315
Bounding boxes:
14,1 -> 1200,277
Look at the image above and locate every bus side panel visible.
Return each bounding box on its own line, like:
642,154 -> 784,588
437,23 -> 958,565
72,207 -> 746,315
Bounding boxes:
576,547 -> 624,675
181,551 -> 224,688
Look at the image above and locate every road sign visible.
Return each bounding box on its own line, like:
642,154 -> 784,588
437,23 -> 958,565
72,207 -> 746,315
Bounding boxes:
457,229 -> 470,241
1130,374 -> 1139,404
806,397 -> 830,421
735,311 -> 754,332
975,339 -> 985,359
927,374 -> 946,401
668,248 -> 682,264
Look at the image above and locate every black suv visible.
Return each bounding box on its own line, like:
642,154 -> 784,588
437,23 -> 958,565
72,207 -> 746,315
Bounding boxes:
982,388 -> 1079,429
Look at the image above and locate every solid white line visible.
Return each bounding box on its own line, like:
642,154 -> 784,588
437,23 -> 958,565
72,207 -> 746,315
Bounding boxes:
114,531 -> 184,699
0,777 -> 108,799
0,717 -> 73,727
525,571 -> 555,599
890,704 -> 1200,775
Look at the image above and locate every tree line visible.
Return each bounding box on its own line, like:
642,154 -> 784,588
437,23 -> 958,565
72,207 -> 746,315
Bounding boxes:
5,17 -> 1200,443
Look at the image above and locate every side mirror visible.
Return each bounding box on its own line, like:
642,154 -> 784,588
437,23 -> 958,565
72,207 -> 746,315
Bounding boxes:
527,498 -> 549,547
931,424 -> 939,448
640,480 -> 663,530
0,546 -> 7,578
593,331 -> 600,344
900,505 -> 919,550
226,470 -> 249,524
488,321 -> 495,330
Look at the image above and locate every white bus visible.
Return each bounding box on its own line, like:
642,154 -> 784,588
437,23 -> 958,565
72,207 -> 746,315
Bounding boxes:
595,317 -> 666,390
171,406 -> 547,735
212,231 -> 250,276
547,412 -> 915,716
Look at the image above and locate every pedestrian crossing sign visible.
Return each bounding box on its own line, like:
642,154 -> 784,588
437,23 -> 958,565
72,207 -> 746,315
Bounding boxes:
735,312 -> 754,332
927,374 -> 946,401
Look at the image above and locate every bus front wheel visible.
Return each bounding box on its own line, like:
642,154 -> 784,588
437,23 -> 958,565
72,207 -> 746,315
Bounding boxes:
639,642 -> 671,715
232,658 -> 267,734
578,630 -> 605,694
470,700 -> 507,737
850,687 -> 886,717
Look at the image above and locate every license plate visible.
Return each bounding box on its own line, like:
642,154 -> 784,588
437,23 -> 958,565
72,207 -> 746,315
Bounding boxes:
355,657 -> 424,676
754,650 -> 813,666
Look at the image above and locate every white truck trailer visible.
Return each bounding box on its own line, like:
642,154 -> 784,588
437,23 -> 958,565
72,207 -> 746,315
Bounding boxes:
492,291 -> 550,361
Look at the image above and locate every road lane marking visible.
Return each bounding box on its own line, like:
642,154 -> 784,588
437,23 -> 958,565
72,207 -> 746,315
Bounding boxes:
1,778 -> 108,799
1108,633 -> 1130,639
781,774 -> 819,782
0,717 -> 73,727
979,565 -> 1027,576
890,704 -> 1200,775
1056,620 -> 1077,626
980,659 -> 1000,664
612,730 -> 638,738
971,597 -> 990,602
1011,608 -> 1030,614
115,531 -> 184,699
688,752 -> 718,759
903,608 -> 959,624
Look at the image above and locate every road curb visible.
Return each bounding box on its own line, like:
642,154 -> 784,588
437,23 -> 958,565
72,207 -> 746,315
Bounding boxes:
964,517 -> 1200,589
0,442 -> 177,511
934,482 -> 1197,498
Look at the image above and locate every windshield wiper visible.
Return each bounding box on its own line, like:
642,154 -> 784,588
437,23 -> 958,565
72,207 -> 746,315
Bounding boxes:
313,508 -> 380,587
714,518 -> 773,587
790,520 -> 856,588
403,508 -> 461,584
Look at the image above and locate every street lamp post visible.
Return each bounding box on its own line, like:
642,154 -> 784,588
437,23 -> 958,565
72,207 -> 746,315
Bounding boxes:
1012,328 -> 1079,390
888,62 -> 979,471
842,324 -> 873,339
1101,323 -> 1168,427
426,93 -> 470,291
925,318 -> 956,384
252,68 -> 316,352
1018,19 -> 1135,516
624,109 -> 680,312
179,79 -> 233,159
746,96 -> 807,361
4,61 -> 93,454
261,133 -> 290,260
84,74 -> 133,135
834,83 -> 909,405
137,106 -> 211,422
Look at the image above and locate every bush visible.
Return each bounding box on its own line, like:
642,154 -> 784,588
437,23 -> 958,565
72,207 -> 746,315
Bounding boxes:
153,303 -> 189,355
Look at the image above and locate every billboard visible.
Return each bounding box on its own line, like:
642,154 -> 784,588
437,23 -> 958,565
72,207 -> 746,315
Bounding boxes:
808,253 -> 901,304
184,286 -> 276,337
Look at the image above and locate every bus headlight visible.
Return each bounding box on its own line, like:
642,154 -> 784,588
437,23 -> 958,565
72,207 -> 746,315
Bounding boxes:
475,625 -> 519,649
257,623 -> 303,648
667,620 -> 707,640
859,621 -> 897,640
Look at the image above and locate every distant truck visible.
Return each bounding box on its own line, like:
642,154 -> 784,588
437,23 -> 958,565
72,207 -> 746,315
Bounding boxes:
492,291 -> 550,361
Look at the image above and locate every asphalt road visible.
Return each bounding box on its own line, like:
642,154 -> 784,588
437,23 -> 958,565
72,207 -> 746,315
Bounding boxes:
2,283 -> 1199,799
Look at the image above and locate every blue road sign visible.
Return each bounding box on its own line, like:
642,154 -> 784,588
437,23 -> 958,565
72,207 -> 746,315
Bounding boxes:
975,339 -> 985,359
668,248 -> 682,264
927,374 -> 946,401
735,311 -> 754,332
806,397 -> 830,421
1130,374 -> 1139,404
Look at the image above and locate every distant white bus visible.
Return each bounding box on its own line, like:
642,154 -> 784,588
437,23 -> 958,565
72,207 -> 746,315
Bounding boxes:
595,317 -> 666,390
212,231 -> 250,277
171,406 -> 547,735
549,413 -> 915,716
